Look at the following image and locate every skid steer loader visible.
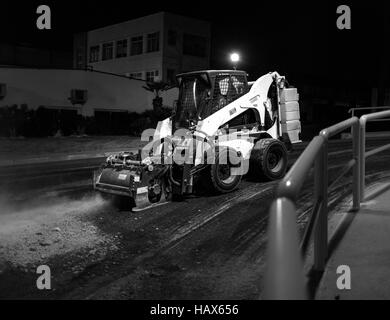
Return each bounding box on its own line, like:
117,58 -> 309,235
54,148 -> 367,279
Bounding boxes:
93,70 -> 301,211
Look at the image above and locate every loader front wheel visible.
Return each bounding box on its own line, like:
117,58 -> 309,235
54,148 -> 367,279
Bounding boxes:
250,138 -> 288,180
208,148 -> 243,194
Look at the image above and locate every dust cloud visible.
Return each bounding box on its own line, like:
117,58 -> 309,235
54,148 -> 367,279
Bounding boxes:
0,192 -> 108,235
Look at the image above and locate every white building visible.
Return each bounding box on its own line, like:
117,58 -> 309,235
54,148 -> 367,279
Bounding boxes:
73,12 -> 211,83
0,13 -> 211,136
0,67 -> 177,117
0,66 -> 180,135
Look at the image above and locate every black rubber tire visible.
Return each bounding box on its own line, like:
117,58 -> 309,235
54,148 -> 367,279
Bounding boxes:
204,148 -> 243,194
250,138 -> 288,180
166,184 -> 184,202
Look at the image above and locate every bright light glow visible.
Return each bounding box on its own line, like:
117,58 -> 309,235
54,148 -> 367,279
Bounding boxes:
230,53 -> 240,63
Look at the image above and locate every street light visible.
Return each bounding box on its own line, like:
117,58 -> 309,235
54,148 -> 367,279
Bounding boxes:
230,53 -> 240,70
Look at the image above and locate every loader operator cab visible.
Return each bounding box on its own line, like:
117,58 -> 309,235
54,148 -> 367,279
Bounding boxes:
173,70 -> 249,130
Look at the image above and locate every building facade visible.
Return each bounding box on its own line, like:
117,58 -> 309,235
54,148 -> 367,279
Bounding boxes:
0,66 -> 179,136
73,12 -> 211,83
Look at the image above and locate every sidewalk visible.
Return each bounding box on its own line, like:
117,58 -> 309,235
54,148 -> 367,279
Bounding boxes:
316,180 -> 390,299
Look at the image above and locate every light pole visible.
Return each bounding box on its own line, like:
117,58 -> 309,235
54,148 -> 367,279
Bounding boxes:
230,52 -> 240,70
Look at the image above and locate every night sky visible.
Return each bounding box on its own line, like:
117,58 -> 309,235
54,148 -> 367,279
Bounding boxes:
1,0 -> 389,85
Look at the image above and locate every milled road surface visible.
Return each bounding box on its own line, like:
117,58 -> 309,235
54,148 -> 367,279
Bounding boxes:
0,138 -> 389,299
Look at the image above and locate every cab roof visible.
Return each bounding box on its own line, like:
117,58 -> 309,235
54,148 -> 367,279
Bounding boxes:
176,70 -> 247,78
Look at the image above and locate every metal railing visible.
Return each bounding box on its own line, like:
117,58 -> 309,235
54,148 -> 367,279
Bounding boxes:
360,109 -> 390,199
348,106 -> 390,120
264,110 -> 390,300
348,107 -> 390,136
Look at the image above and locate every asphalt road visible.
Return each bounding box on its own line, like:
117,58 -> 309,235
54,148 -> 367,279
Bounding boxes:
0,138 -> 389,299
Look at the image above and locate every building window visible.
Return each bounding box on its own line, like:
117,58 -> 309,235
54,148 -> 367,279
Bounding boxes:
168,30 -> 177,46
146,70 -> 159,82
183,34 -> 207,57
102,42 -> 114,60
167,68 -> 176,84
130,36 -> 143,55
89,45 -> 100,62
129,72 -> 143,80
116,39 -> 128,58
147,32 -> 160,53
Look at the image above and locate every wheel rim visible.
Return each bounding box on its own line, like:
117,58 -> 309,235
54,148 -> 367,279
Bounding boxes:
218,164 -> 236,184
148,181 -> 162,203
267,148 -> 284,173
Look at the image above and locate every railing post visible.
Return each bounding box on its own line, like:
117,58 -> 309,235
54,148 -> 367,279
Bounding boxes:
359,119 -> 366,200
350,108 -> 355,135
264,198 -> 307,300
313,137 -> 328,271
352,121 -> 361,210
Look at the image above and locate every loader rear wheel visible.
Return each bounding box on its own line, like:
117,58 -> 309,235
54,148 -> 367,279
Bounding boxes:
250,138 -> 288,180
207,148 -> 242,194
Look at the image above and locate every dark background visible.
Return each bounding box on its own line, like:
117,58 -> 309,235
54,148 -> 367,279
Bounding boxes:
1,0 -> 388,82
1,0 -> 389,137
